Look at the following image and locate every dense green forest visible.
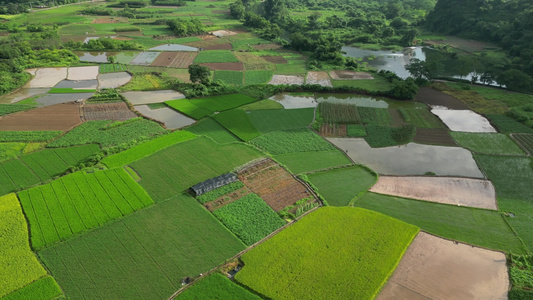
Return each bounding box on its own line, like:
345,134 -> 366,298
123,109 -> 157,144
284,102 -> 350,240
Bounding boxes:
425,0 -> 533,91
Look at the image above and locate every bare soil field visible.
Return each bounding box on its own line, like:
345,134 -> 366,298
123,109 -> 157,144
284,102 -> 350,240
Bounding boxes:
319,123 -> 347,137
306,71 -> 332,87
238,159 -> 316,211
415,87 -> 469,109
67,66 -> 99,81
261,55 -> 287,64
29,67 -> 68,88
413,128 -> 457,146
201,62 -> 243,71
150,51 -> 198,68
253,43 -> 282,50
0,102 -> 81,130
370,176 -> 497,210
210,30 -> 237,37
82,102 -> 137,121
203,43 -> 232,50
378,232 -> 509,300
330,70 -> 374,80
268,75 -> 304,85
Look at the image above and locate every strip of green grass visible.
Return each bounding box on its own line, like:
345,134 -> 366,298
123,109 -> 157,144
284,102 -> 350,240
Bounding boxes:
354,192 -> 526,253
307,166 -> 377,206
247,108 -> 314,133
274,150 -> 351,174
48,88 -> 96,94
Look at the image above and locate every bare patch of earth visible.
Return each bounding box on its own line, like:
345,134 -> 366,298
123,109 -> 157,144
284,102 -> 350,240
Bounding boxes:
0,102 -> 81,131
82,102 -> 137,121
306,71 -> 332,87
210,30 -> 237,37
330,70 -> 374,80
415,87 -> 468,109
378,232 -> 509,300
268,75 -> 304,85
370,176 -> 497,210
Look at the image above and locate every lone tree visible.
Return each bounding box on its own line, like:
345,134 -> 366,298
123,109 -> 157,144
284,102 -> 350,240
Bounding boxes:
188,64 -> 211,85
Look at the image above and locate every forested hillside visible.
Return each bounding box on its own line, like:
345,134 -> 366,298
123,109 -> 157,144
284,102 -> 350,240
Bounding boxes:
426,0 -> 533,88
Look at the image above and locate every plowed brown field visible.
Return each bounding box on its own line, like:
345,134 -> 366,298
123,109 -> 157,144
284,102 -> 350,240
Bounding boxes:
0,102 -> 81,131
150,52 -> 198,68
82,102 -> 137,121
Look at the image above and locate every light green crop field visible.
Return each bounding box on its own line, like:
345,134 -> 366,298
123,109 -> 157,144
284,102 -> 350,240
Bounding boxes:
131,137 -> 263,201
214,71 -> 244,86
18,168 -> 153,250
185,118 -> 240,144
166,93 -> 256,119
212,109 -> 261,141
249,129 -> 335,155
247,108 -> 314,133
102,131 -> 197,168
354,192 -> 526,254
451,132 -> 526,155
274,150 -> 352,174
193,50 -> 239,63
236,207 -> 419,300
39,194 -> 245,299
0,193 -> 50,298
307,166 -> 377,206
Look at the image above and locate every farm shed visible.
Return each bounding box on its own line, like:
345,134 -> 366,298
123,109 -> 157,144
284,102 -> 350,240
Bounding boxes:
190,173 -> 238,196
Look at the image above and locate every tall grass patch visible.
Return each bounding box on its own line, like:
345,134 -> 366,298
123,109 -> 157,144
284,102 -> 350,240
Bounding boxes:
236,207 -> 419,300
307,166 -> 377,206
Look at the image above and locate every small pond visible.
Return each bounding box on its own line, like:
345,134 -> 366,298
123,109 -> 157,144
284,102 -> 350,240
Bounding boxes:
316,93 -> 426,109
270,93 -> 317,109
327,137 -> 484,178
74,51 -> 118,63
149,44 -> 199,52
135,105 -> 195,129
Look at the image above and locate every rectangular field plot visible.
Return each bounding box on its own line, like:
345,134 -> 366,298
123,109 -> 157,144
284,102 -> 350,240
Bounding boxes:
236,207 -> 419,300
354,192 -> 526,254
47,119 -> 166,148
212,110 -> 261,141
102,131 -> 197,168
150,51 -> 198,68
39,194 -> 245,299
166,93 -> 256,119
398,108 -> 445,128
486,114 -> 533,133
451,132 -> 526,155
274,150 -> 352,174
238,159 -> 318,212
213,70 -> 244,86
193,50 -> 238,63
185,118 -> 240,144
247,108 -> 314,133
249,129 -> 336,155
0,159 -> 40,196
307,165 -> 377,206
130,137 -> 263,201
0,193 -> 49,298
212,193 -> 285,245
318,102 -> 360,124
20,144 -> 100,181
18,168 -> 153,250
130,52 -> 161,65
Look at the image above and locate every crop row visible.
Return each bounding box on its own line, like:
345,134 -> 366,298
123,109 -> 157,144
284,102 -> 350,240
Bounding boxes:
249,129 -> 335,155
513,133 -> 533,155
39,195 -> 245,299
451,132 -> 526,156
0,103 -> 34,116
196,181 -> 244,204
0,131 -> 62,142
102,130 -> 197,168
318,102 -> 360,124
18,168 -> 153,250
47,119 -> 166,148
185,118 -> 240,144
0,193 -> 48,298
212,193 -> 285,245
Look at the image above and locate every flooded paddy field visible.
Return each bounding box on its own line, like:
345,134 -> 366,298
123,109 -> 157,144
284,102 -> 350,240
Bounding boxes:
270,93 -> 317,109
98,72 -> 132,89
28,67 -> 68,88
54,80 -> 98,90
327,137 -> 484,178
370,176 -> 497,209
122,90 -> 185,105
67,66 -> 99,81
134,105 -> 195,129
130,52 -> 161,66
432,109 -> 497,132
34,93 -> 94,106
